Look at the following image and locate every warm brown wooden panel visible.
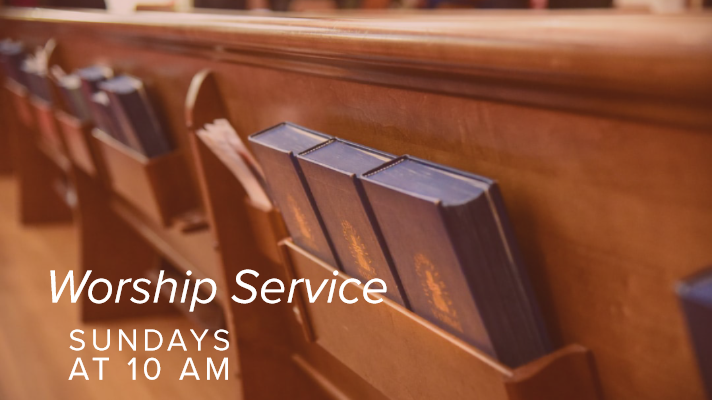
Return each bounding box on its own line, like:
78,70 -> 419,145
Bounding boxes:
93,129 -> 198,227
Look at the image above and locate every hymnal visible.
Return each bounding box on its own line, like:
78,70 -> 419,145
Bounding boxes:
76,65 -> 113,94
248,123 -> 340,267
297,139 -> 408,306
91,91 -> 129,145
361,156 -> 550,367
0,39 -> 26,86
98,75 -> 171,158
51,66 -> 92,122
197,119 -> 271,210
678,268 -> 712,398
20,48 -> 53,104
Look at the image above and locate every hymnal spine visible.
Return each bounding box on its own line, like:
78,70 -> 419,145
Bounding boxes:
24,70 -> 53,104
361,156 -> 550,367
57,75 -> 92,122
678,268 -> 712,398
297,139 -> 408,306
0,40 -> 27,86
99,76 -> 171,158
249,123 -> 340,267
91,92 -> 129,145
76,65 -> 113,130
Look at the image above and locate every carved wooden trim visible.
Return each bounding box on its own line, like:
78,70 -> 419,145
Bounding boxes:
1,9 -> 711,130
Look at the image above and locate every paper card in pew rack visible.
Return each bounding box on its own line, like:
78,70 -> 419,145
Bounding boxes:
361,156 -> 551,368
678,267 -> 712,398
249,123 -> 340,267
196,119 -> 272,211
98,75 -> 171,158
297,139 -> 408,306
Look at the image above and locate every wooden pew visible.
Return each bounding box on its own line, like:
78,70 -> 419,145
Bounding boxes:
1,8 -> 710,400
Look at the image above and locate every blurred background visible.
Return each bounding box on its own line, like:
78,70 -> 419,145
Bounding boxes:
2,0 -> 710,19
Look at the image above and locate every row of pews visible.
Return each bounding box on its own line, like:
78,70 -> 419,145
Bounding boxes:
1,8 -> 710,400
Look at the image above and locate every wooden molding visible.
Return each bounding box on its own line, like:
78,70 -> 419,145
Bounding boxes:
1,9 -> 711,130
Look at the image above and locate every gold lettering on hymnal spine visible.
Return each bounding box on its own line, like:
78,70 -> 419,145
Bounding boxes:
341,220 -> 377,280
287,194 -> 314,247
414,253 -> 463,333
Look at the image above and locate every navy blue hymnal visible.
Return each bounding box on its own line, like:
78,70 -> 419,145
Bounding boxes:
298,139 -> 408,306
678,268 -> 712,399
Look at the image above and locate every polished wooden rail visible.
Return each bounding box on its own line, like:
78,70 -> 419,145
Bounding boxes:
2,9 -> 711,130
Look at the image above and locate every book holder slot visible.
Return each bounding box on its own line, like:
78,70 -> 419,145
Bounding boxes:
279,239 -> 602,400
93,129 -> 199,227
29,96 -> 68,158
56,111 -> 104,178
